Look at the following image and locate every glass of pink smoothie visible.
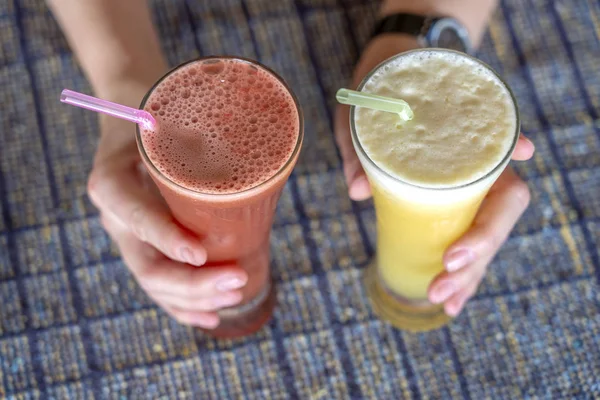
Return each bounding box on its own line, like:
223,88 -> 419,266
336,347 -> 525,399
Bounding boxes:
135,56 -> 303,338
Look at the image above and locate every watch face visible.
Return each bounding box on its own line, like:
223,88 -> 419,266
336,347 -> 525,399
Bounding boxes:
428,18 -> 472,54
437,26 -> 467,52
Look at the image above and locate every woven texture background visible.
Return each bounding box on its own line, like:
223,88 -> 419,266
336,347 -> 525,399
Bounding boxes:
1,0 -> 599,398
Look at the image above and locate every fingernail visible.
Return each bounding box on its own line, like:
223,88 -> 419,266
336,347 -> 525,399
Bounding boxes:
446,299 -> 466,317
446,306 -> 461,317
216,277 -> 246,292
193,314 -> 219,329
431,281 -> 455,304
350,175 -> 369,199
211,293 -> 242,308
445,249 -> 475,272
180,247 -> 196,265
523,135 -> 534,147
353,175 -> 369,190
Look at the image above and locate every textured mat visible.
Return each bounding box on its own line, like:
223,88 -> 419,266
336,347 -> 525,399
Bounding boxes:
0,0 -> 599,398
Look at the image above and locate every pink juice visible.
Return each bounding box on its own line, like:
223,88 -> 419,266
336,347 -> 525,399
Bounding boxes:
136,57 -> 303,338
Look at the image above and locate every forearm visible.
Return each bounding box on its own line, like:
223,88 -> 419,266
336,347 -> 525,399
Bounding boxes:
47,0 -> 167,105
380,0 -> 498,47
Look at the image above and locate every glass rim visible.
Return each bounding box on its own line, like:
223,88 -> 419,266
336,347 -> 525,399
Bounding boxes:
349,48 -> 521,191
136,55 -> 304,200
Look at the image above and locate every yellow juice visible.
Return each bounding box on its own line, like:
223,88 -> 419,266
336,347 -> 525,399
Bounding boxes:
371,178 -> 486,300
351,49 -> 519,331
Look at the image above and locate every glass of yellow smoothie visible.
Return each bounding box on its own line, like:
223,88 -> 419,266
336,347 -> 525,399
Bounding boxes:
350,49 -> 520,332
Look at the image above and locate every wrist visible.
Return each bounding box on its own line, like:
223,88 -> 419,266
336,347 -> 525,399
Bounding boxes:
380,0 -> 439,17
362,34 -> 420,62
366,32 -> 420,50
95,77 -> 157,108
353,35 -> 419,87
94,78 -> 153,153
377,0 -> 497,47
96,79 -> 152,140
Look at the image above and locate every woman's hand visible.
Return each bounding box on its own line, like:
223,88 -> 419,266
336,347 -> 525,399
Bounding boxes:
87,88 -> 247,329
427,164 -> 532,316
334,36 -> 535,317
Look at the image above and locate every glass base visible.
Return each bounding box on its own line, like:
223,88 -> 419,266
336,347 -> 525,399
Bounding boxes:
364,262 -> 452,332
199,281 -> 276,339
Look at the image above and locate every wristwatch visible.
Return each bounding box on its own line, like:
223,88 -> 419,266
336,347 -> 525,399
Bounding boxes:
371,13 -> 473,54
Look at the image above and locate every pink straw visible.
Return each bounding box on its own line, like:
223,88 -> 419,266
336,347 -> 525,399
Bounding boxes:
60,89 -> 156,129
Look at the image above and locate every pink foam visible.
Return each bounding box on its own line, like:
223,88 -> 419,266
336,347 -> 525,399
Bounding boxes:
141,59 -> 299,194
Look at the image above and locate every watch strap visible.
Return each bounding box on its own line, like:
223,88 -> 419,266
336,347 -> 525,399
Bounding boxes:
371,13 -> 433,39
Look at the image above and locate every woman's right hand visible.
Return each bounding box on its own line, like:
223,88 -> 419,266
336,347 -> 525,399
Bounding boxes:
87,88 -> 248,329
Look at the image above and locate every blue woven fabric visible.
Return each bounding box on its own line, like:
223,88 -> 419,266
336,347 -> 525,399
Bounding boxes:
0,0 -> 599,398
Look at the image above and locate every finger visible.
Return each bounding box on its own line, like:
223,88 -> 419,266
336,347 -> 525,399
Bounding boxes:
159,301 -> 220,329
109,222 -> 247,329
334,105 -> 371,201
428,261 -> 486,304
334,37 -> 402,202
443,168 -> 530,272
154,289 -> 243,312
88,164 -> 207,265
444,280 -> 480,317
109,223 -> 248,299
512,134 -> 535,161
136,260 -> 248,300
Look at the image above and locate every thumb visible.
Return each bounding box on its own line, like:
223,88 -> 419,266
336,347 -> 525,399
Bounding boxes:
334,36 -> 421,201
334,102 -> 372,201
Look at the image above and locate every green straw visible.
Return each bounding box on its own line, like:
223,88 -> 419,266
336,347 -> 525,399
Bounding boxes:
336,88 -> 414,121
